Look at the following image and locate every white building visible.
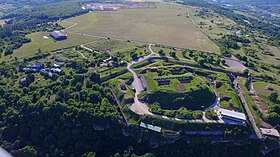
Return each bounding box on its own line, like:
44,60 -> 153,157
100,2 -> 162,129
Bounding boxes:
218,108 -> 246,125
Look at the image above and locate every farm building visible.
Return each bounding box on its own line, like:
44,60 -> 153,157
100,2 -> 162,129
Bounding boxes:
218,108 -> 246,124
50,31 -> 67,41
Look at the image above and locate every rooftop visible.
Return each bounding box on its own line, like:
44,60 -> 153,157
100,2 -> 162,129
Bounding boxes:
219,108 -> 246,121
140,122 -> 161,133
51,31 -> 66,37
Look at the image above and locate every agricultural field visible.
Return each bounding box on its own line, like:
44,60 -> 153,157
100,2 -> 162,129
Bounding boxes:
60,3 -> 219,52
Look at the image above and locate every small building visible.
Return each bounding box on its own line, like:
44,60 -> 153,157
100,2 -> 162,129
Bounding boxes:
28,62 -> 42,69
218,108 -> 246,124
53,63 -> 60,68
40,69 -> 47,73
50,31 -> 67,41
53,56 -> 65,62
20,78 -> 26,84
51,68 -> 62,74
48,72 -> 53,77
140,122 -> 162,133
102,57 -> 112,63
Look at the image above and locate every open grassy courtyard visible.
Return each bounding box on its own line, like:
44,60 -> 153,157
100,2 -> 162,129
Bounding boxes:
61,3 -> 219,52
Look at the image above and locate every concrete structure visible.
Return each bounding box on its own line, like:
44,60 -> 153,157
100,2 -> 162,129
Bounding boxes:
140,76 -> 147,91
50,31 -> 67,41
140,122 -> 161,133
218,108 -> 246,124
260,128 -> 280,138
20,78 -> 26,84
51,68 -> 62,74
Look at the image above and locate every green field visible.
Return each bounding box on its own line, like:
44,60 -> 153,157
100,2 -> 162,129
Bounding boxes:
60,3 -> 219,52
7,32 -> 99,61
253,81 -> 280,106
138,67 -> 216,110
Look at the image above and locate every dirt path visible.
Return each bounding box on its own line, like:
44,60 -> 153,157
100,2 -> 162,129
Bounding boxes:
127,44 -> 157,115
127,44 -> 224,123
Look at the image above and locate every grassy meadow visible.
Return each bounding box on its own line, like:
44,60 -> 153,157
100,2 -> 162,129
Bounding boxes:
60,3 -> 219,52
253,81 -> 280,106
6,32 -> 99,61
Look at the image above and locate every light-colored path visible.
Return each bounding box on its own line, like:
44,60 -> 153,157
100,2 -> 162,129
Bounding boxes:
128,44 -> 223,123
128,44 -> 157,115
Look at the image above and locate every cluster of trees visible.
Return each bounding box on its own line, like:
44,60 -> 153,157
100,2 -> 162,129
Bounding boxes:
215,35 -> 239,57
0,57 -> 139,156
147,87 -> 215,111
149,103 -> 203,119
226,35 -> 250,44
182,50 -> 222,66
205,109 -> 219,120
265,92 -> 280,125
181,0 -> 280,46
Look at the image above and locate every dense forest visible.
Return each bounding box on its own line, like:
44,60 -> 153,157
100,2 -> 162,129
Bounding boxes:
0,59 -> 131,156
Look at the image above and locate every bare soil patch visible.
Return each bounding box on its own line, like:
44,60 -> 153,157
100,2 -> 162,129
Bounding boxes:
175,84 -> 185,91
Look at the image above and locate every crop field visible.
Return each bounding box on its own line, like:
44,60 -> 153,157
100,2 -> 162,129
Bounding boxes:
8,32 -> 99,61
61,3 -> 219,52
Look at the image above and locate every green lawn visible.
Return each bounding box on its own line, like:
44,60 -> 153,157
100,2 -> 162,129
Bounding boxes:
253,81 -> 280,106
214,73 -> 242,110
60,3 -> 219,52
139,68 -> 216,110
7,32 -> 99,61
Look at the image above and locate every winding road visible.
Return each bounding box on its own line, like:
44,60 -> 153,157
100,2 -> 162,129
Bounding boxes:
127,44 -> 223,123
127,44 -> 158,115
